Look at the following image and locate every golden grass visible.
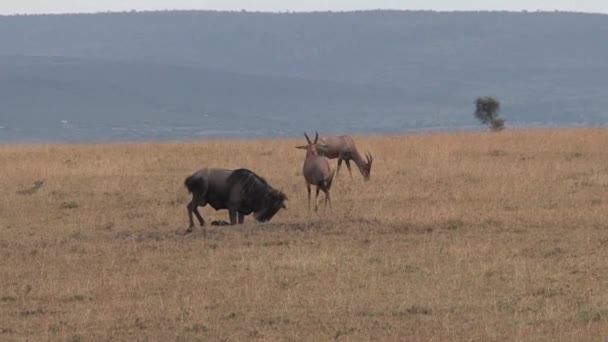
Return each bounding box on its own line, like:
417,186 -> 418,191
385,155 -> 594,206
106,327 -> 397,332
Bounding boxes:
1,128 -> 608,341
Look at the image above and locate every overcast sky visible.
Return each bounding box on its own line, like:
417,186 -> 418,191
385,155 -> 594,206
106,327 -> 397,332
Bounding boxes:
1,0 -> 607,15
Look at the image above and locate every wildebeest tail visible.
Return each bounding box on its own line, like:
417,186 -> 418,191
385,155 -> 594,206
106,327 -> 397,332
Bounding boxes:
184,172 -> 207,194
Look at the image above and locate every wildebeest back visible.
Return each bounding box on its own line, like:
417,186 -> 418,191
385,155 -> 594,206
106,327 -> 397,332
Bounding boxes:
185,168 -> 234,210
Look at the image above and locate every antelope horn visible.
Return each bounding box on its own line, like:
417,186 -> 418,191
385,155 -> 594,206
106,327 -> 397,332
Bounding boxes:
314,131 -> 319,144
366,152 -> 373,166
304,132 -> 311,144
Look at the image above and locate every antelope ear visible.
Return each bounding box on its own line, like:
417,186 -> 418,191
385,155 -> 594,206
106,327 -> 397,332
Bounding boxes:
295,145 -> 308,150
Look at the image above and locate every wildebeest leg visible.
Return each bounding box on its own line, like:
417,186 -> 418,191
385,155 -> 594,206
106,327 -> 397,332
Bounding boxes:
187,200 -> 207,238
237,212 -> 245,224
228,208 -> 238,225
187,203 -> 196,229
307,182 -> 312,212
187,197 -> 205,229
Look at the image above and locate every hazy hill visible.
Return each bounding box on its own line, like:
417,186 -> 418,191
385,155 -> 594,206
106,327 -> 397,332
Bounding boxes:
1,10 -> 607,142
0,55 -> 411,141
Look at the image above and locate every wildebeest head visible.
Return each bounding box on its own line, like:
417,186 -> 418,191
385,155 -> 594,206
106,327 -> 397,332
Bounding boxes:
254,189 -> 288,222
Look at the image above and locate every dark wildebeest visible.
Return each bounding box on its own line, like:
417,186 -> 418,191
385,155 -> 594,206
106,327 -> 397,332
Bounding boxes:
316,135 -> 373,181
184,168 -> 288,235
296,132 -> 336,212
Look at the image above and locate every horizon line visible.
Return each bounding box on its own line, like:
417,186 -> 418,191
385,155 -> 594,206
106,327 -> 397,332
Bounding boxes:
1,8 -> 607,17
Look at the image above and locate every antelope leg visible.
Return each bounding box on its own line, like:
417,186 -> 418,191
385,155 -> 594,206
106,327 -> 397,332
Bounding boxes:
345,160 -> 353,179
320,182 -> 332,211
307,183 -> 312,212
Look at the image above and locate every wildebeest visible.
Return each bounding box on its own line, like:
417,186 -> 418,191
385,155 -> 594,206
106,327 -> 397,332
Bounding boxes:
316,135 -> 373,181
296,132 -> 336,212
184,167 -> 288,234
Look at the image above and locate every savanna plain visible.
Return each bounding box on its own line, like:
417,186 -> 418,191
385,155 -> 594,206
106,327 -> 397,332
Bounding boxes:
2,128 -> 608,341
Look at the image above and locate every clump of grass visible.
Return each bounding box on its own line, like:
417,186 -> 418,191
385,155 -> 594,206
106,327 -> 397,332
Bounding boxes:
578,306 -> 608,322
16,179 -> 44,195
60,201 -> 79,209
393,305 -> 433,316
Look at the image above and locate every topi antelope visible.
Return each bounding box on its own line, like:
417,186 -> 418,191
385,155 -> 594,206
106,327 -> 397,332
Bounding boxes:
316,135 -> 373,181
296,132 -> 336,212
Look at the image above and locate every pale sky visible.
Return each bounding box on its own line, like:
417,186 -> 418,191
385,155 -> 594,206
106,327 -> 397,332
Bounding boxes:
1,0 -> 607,15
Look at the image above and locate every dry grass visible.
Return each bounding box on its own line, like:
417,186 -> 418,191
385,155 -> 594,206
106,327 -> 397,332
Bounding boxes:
2,128 -> 608,341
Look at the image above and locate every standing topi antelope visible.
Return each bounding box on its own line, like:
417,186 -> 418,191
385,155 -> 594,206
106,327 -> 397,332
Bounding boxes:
296,132 -> 336,212
316,135 -> 373,181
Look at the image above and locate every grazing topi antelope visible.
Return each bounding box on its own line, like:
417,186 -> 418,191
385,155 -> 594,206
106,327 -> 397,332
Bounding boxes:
316,135 -> 373,181
296,132 -> 336,212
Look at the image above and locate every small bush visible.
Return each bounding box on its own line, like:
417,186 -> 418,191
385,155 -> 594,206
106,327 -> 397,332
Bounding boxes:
475,96 -> 506,131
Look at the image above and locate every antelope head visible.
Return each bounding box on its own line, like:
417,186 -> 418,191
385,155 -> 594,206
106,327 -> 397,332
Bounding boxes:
295,131 -> 328,156
360,152 -> 373,181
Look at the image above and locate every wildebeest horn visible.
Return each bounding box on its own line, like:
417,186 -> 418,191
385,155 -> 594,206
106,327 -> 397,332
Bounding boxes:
304,132 -> 311,144
314,131 -> 319,144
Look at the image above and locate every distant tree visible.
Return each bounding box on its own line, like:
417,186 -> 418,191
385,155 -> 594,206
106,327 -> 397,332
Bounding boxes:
474,96 -> 505,131
489,117 -> 505,131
